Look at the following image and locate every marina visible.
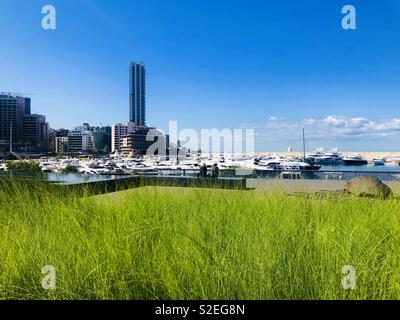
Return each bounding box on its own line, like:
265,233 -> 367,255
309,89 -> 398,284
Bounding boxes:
2,151 -> 400,184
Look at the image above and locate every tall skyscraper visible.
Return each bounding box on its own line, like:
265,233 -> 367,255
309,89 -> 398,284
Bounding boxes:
0,93 -> 48,153
0,93 -> 29,151
129,62 -> 146,126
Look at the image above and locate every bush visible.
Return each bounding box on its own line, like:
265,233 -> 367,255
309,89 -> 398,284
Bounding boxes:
5,160 -> 41,172
62,165 -> 79,173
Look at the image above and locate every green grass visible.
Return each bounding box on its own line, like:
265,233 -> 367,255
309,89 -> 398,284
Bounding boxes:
0,182 -> 400,300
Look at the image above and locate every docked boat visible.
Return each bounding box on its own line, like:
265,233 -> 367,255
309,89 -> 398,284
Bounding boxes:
319,152 -> 344,165
373,158 -> 385,166
305,151 -> 343,165
343,155 -> 368,166
255,158 -> 321,172
279,163 -> 303,179
280,171 -> 303,180
40,162 -> 57,173
279,161 -> 321,171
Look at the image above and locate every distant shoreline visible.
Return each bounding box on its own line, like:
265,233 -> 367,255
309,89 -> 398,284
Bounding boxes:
207,152 -> 400,162
255,152 -> 399,162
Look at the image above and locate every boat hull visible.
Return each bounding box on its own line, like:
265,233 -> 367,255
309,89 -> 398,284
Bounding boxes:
343,160 -> 368,166
300,165 -> 321,171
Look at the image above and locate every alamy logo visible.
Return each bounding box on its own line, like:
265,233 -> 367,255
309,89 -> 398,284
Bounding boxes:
41,265 -> 56,290
341,265 -> 356,290
145,121 -> 255,158
342,5 -> 356,30
41,5 -> 56,30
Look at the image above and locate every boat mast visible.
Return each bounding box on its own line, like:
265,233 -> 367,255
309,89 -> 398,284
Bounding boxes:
302,128 -> 306,162
9,123 -> 12,153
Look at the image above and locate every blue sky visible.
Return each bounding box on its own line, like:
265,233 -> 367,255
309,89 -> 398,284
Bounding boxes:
1,0 -> 400,151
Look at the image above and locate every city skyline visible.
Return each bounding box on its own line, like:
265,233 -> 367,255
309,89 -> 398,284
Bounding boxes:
1,0 -> 400,151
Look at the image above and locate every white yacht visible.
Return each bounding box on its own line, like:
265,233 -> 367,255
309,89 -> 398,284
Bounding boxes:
256,158 -> 320,172
279,163 -> 303,179
373,158 -> 386,166
40,161 -> 57,173
343,155 -> 368,166
280,171 -> 303,180
306,150 -> 343,165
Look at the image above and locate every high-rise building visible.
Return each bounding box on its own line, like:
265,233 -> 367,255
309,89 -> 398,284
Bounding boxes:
0,93 -> 27,151
23,114 -> 48,152
129,62 -> 146,126
0,93 -> 49,153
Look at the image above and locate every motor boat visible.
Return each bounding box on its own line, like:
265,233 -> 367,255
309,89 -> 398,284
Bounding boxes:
318,152 -> 344,165
305,151 -> 324,164
343,155 -> 368,166
255,159 -> 321,172
373,158 -> 385,166
256,159 -> 282,170
280,171 -> 303,180
305,151 -> 343,165
279,163 -> 303,179
40,161 -> 57,173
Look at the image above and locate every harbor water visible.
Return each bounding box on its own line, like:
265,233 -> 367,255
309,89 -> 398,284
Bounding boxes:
1,164 -> 400,184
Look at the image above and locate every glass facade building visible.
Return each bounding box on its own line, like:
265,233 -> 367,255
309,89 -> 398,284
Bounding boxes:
129,62 -> 146,126
0,93 -> 27,151
0,93 -> 48,153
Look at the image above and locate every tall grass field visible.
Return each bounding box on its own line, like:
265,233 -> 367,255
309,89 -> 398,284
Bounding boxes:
0,182 -> 400,300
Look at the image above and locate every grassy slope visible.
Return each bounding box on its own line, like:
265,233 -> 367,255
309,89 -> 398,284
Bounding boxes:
0,184 -> 400,300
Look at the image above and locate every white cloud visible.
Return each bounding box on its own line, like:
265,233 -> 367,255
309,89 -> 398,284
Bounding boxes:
268,116 -> 284,122
323,115 -> 347,127
245,115 -> 400,143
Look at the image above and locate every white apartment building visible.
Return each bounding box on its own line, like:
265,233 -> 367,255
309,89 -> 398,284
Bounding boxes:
68,130 -> 94,153
111,121 -> 134,152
